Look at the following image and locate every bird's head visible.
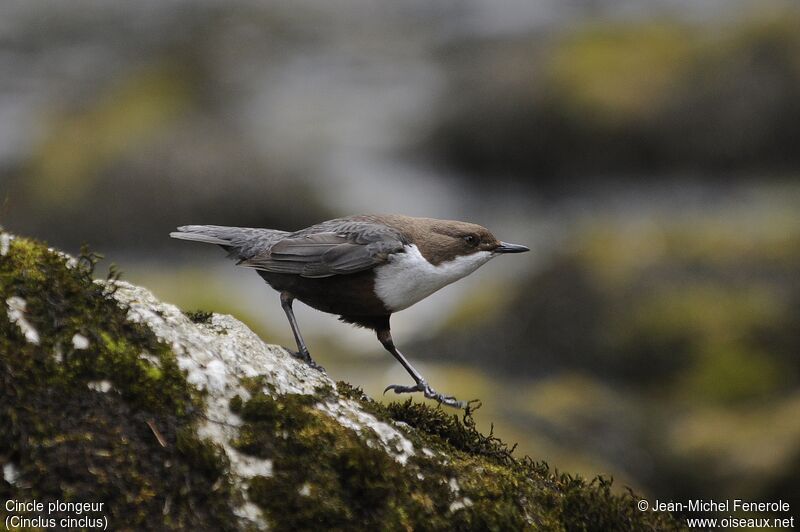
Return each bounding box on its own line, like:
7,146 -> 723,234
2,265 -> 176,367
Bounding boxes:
412,218 -> 529,266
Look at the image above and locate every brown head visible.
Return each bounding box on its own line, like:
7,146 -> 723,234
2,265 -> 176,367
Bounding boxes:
378,215 -> 529,266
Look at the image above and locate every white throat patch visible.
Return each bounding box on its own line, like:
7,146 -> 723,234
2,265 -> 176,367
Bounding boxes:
373,244 -> 494,312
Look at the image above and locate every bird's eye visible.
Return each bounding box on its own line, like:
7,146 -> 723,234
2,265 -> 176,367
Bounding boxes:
464,234 -> 479,247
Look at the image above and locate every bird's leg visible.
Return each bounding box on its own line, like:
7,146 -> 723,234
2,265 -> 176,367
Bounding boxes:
377,327 -> 465,409
279,291 -> 323,371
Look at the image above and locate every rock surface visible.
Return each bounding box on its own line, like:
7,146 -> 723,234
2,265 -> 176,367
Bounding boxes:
0,229 -> 682,531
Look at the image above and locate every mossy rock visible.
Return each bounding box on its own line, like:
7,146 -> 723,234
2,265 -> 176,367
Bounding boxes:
0,230 -> 682,530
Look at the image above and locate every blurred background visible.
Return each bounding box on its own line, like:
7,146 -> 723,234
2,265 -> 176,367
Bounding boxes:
2,0 -> 799,518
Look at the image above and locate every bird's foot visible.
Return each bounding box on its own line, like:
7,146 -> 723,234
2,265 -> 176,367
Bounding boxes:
383,380 -> 465,409
291,349 -> 325,372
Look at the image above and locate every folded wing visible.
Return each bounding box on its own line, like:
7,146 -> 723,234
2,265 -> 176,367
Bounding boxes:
239,230 -> 405,278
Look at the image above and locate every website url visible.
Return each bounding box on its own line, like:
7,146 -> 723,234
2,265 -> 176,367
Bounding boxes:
687,516 -> 795,528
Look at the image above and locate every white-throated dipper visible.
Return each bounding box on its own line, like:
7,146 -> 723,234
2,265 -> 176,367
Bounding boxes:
170,214 -> 529,408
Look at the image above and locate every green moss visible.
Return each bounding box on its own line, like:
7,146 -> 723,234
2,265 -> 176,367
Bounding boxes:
233,382 -> 681,531
185,310 -> 214,324
0,234 -> 240,530
176,427 -> 231,483
234,391 -> 411,531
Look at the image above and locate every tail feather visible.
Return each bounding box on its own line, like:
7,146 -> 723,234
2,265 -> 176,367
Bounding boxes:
170,225 -> 289,260
169,227 -> 230,245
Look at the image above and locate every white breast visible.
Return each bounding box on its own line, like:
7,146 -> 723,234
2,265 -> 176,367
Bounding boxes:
373,244 -> 494,312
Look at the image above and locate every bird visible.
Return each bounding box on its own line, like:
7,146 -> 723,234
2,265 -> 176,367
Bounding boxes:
170,214 -> 529,408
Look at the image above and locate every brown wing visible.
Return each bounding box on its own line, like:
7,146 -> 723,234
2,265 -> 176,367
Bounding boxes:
238,230 -> 405,278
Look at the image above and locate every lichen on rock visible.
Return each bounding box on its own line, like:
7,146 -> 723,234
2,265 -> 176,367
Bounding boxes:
0,229 -> 683,531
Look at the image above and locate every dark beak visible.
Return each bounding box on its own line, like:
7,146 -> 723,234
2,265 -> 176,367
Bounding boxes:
495,241 -> 530,254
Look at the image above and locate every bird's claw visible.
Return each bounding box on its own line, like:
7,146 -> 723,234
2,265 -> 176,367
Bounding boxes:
383,381 -> 466,409
383,383 -> 423,395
